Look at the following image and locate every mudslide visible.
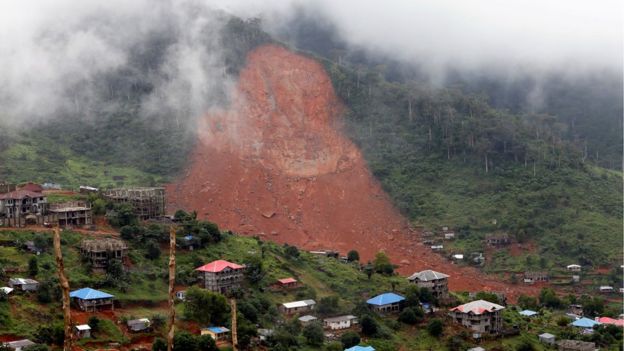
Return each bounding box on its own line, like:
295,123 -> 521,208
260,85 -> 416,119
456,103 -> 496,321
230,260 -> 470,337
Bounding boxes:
167,44 -> 538,299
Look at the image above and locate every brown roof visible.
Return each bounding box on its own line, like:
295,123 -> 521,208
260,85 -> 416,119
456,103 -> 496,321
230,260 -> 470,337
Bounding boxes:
18,182 -> 43,193
0,190 -> 45,200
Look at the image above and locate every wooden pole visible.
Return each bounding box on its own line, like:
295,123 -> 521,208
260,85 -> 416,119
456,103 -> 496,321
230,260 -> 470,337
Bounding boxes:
53,226 -> 72,351
230,298 -> 238,351
167,226 -> 176,351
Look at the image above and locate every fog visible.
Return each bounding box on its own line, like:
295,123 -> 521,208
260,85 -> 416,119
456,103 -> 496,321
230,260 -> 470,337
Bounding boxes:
0,0 -> 621,126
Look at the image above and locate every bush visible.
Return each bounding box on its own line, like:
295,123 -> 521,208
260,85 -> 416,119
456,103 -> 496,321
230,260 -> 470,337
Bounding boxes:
28,257 -> 38,277
361,315 -> 379,336
347,250 -> 360,262
302,323 -> 324,346
88,316 -> 100,332
427,318 -> 444,337
197,334 -> 218,351
340,331 -> 360,349
145,240 -> 161,260
398,307 -> 423,325
152,338 -> 167,351
284,244 -> 300,259
318,296 -> 340,316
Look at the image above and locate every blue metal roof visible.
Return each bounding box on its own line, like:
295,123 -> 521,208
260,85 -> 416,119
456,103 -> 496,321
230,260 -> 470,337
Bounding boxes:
571,317 -> 601,328
204,326 -> 229,333
366,292 -> 405,306
345,346 -> 375,351
519,310 -> 538,316
70,288 -> 114,300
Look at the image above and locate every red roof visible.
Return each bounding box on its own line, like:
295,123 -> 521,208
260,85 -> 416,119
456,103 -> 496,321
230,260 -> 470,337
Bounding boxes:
278,278 -> 297,284
195,260 -> 244,273
0,190 -> 44,200
597,317 -> 624,326
18,183 -> 43,193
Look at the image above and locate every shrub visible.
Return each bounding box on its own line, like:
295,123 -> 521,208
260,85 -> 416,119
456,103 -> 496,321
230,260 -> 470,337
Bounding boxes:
340,331 -> 360,349
361,315 -> 379,336
427,318 -> 444,337
302,323 -> 324,346
347,250 -> 360,262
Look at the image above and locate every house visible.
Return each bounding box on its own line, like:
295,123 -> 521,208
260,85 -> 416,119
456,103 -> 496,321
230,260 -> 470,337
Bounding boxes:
571,317 -> 600,329
0,287 -> 14,295
79,186 -> 99,193
23,241 -> 40,254
279,299 -> 316,315
366,293 -> 405,313
18,183 -> 44,193
444,232 -> 455,240
103,187 -> 166,220
70,288 -> 114,311
345,346 -> 375,351
448,300 -> 505,334
485,233 -> 510,247
298,315 -> 318,325
201,326 -> 230,342
595,317 -> 624,327
0,190 -> 48,226
556,340 -> 596,351
599,285 -> 614,293
571,275 -> 580,283
195,260 -> 245,294
80,238 -> 128,272
519,310 -> 538,317
452,254 -> 464,261
407,270 -> 449,300
75,324 -> 92,338
8,278 -> 39,292
538,332 -> 555,345
175,290 -> 186,301
523,271 -> 549,284
257,328 -> 274,342
568,304 -> 584,316
566,264 -> 581,272
3,339 -> 37,351
431,245 -> 443,251
323,315 -> 358,330
467,348 -> 486,351
127,318 -> 151,332
275,277 -> 299,289
50,201 -> 93,227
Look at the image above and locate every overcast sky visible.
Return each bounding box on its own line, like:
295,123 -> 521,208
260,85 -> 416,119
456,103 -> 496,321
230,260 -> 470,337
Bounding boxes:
215,0 -> 623,75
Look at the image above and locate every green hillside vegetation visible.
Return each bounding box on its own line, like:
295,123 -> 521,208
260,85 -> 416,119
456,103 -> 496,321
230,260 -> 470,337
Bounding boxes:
321,58 -> 623,269
0,216 -> 622,350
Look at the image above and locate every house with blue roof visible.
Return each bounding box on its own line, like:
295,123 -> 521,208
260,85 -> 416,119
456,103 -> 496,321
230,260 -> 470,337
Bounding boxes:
366,292 -> 405,313
70,288 -> 114,312
201,326 -> 230,343
519,309 -> 538,317
345,345 -> 375,351
571,317 -> 600,329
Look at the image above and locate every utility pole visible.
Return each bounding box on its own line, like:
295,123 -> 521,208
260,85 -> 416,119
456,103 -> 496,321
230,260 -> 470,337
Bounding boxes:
167,226 -> 176,351
53,227 -> 72,351
230,298 -> 238,351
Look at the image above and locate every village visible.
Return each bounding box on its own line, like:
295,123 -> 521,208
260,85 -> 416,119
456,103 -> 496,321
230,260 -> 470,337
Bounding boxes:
0,181 -> 622,351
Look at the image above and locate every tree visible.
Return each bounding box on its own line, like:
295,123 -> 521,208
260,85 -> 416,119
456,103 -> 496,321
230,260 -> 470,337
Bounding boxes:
173,331 -> 197,351
427,318 -> 444,337
244,256 -> 265,285
183,287 -> 229,325
404,285 -> 421,307
360,315 -> 378,336
284,244 -> 300,259
28,257 -> 38,277
539,288 -> 562,309
399,307 -> 423,325
197,334 -> 218,351
317,296 -> 340,316
373,251 -> 394,275
517,294 -> 538,310
88,316 -> 100,332
302,323 -> 324,346
152,338 -> 167,351
475,291 -> 500,304
364,263 -> 374,280
110,203 -> 138,227
516,341 -> 535,351
145,240 -> 161,260
340,331 -> 360,349
347,250 -> 360,262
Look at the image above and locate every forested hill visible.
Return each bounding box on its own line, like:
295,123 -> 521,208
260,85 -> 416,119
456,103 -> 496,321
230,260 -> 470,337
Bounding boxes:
0,16 -> 621,269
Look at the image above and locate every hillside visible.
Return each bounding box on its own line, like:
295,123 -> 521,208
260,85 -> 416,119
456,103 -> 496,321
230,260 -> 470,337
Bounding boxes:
1,226 -> 622,351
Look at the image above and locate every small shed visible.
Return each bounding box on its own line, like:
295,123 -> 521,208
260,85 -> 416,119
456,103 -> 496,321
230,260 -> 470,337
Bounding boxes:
566,264 -> 581,272
323,315 -> 358,330
599,285 -> 614,293
127,318 -> 151,332
3,339 -> 37,351
519,310 -> 538,317
538,332 -> 555,345
276,277 -> 298,289
452,254 -> 464,261
8,278 -> 39,292
279,299 -> 316,315
75,324 -> 91,338
175,290 -> 186,301
444,232 -> 455,240
201,326 -> 230,342
298,315 -> 318,325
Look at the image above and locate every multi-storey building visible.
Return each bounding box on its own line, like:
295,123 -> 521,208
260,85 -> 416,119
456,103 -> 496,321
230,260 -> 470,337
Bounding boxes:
407,269 -> 450,300
195,260 -> 245,294
449,300 -> 505,334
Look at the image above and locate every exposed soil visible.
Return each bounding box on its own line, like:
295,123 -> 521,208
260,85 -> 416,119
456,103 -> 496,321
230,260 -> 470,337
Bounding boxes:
167,44 -> 539,300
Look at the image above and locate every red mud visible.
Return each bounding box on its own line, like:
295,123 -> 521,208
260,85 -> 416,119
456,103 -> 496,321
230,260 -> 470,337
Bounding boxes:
167,44 -> 539,300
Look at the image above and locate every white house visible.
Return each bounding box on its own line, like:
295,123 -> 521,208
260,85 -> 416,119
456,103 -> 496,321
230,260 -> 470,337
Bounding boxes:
3,339 -> 37,351
8,278 -> 39,292
75,324 -> 91,339
538,332 -> 555,345
599,286 -> 614,293
566,264 -> 581,272
279,300 -> 316,315
323,315 -> 358,330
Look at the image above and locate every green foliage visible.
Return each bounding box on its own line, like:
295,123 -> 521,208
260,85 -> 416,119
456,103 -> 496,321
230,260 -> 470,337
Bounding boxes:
347,250 -> 360,262
398,306 -> 424,325
152,338 -> 167,351
475,291 -> 500,304
109,204 -> 138,227
28,257 -> 38,277
361,315 -> 379,336
144,240 -> 161,260
427,318 -> 444,337
340,331 -> 361,349
373,251 -> 394,275
34,323 -> 64,345
244,256 -> 265,285
197,334 -> 219,351
183,287 -> 229,326
88,316 -> 100,332
283,244 -> 300,259
23,346 -> 49,351
539,288 -> 562,309
579,295 -> 605,317
515,340 -> 535,351
517,294 -> 538,310
302,322 -> 325,346
317,296 -> 340,317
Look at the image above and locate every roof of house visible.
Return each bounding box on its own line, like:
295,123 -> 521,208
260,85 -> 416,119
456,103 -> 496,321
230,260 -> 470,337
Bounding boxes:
539,332 -> 555,338
70,288 -> 114,300
467,347 -> 486,351
566,264 -> 581,268
596,317 -> 624,326
9,278 -> 38,285
203,326 -> 229,334
0,287 -> 14,294
324,315 -> 357,323
449,300 -> 505,315
128,318 -> 150,326
282,299 -> 316,309
278,277 -> 297,284
18,183 -> 43,193
4,339 -> 36,348
519,310 -> 538,317
345,346 -> 375,351
298,315 -> 318,322
195,260 -> 244,273
366,292 -> 405,306
75,324 -> 91,331
0,190 -> 44,200
571,317 -> 601,328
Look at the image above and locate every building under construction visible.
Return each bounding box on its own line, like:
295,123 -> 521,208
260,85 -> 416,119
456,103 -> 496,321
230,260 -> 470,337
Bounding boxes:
50,201 -> 93,227
103,187 -> 165,220
80,238 -> 128,271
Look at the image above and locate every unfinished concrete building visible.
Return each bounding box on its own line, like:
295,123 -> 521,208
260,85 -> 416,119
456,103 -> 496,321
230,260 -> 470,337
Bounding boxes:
80,238 -> 128,271
0,189 -> 49,227
50,201 -> 93,227
103,187 -> 165,220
